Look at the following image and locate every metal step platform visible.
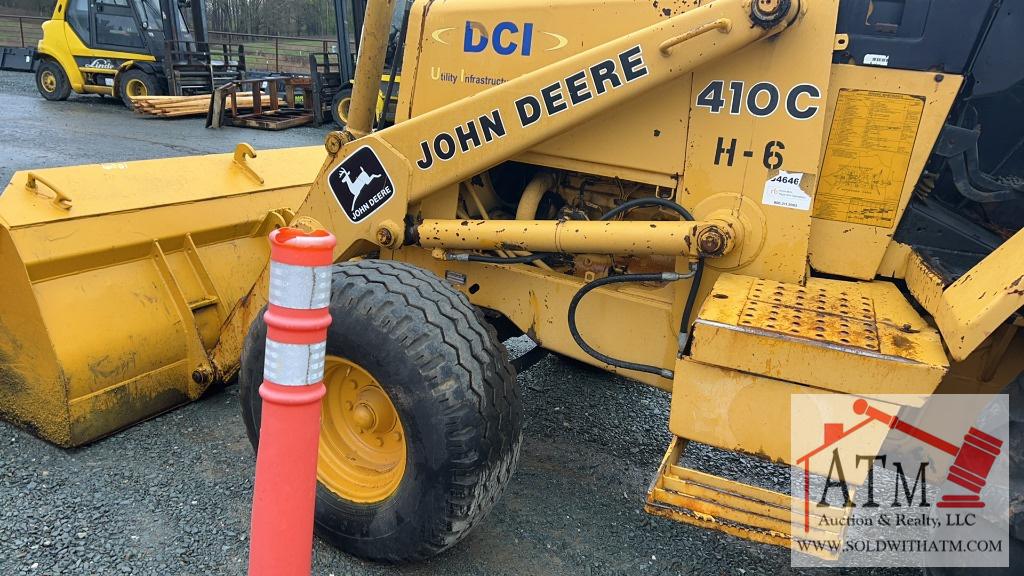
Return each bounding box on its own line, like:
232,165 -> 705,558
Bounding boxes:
646,437 -> 849,560
688,274 -> 950,401
646,273 -> 950,554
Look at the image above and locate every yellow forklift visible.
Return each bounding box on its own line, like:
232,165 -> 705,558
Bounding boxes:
309,0 -> 408,129
34,0 -> 244,106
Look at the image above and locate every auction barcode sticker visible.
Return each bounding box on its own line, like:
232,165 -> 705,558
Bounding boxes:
763,171 -> 812,210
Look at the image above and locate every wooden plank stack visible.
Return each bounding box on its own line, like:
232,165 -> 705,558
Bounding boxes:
131,94 -> 271,118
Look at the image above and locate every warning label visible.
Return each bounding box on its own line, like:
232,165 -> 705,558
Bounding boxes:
812,90 -> 924,228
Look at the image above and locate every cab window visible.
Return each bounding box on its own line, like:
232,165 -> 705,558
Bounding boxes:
67,0 -> 91,44
94,0 -> 145,49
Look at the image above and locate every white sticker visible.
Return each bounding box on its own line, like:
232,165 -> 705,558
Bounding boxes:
762,171 -> 812,211
863,53 -> 890,67
104,77 -> 114,87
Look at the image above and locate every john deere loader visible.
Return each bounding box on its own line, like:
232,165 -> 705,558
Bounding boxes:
2,0 -> 1023,566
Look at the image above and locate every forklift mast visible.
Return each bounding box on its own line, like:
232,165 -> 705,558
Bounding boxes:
335,0 -> 367,85
158,0 -> 196,53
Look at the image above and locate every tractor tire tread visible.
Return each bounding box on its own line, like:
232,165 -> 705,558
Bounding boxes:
240,259 -> 521,563
327,260 -> 520,560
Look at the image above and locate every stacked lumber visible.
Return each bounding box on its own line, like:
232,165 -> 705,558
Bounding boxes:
132,94 -> 271,118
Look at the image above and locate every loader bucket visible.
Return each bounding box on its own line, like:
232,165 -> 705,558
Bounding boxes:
0,145 -> 326,446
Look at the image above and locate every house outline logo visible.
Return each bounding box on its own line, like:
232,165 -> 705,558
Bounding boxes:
795,397 -> 1004,534
327,146 -> 396,223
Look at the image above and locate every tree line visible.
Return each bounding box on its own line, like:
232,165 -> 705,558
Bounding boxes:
207,0 -> 338,37
2,0 -> 341,38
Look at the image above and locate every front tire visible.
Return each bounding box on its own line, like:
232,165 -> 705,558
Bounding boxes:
118,69 -> 159,108
240,260 -> 522,563
330,87 -> 352,129
36,60 -> 70,101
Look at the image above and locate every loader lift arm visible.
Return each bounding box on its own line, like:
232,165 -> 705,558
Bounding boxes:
210,0 -> 806,380
293,0 -> 803,261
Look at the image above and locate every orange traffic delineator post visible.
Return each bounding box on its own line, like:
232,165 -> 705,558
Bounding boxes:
248,227 -> 336,576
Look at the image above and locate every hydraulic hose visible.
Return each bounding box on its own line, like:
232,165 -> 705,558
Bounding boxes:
446,252 -> 555,264
568,271 -> 693,379
449,197 -> 707,376
597,198 -> 705,348
678,256 -> 704,349
597,197 -> 696,222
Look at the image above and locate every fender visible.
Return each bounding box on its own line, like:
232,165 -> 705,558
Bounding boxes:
36,20 -> 85,91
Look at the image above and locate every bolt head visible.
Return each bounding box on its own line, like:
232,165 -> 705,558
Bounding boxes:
376,227 -> 395,246
697,228 -> 727,256
324,132 -> 345,154
352,404 -> 375,431
750,0 -> 790,28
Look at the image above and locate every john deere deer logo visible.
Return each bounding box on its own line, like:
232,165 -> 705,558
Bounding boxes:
328,146 -> 396,223
335,167 -> 382,211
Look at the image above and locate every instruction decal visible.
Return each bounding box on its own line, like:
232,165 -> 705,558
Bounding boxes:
813,90 -> 924,227
762,171 -> 812,210
329,145 -> 396,223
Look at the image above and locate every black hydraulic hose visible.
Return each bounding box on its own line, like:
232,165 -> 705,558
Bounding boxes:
597,198 -> 705,347
447,252 -> 556,264
448,197 -> 706,375
678,258 -> 705,349
598,197 -> 696,222
568,272 -> 690,379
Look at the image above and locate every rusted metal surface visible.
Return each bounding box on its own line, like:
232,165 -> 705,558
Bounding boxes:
0,148 -> 318,446
907,229 -> 1024,361
416,218 -> 739,257
691,273 -> 948,399
645,437 -> 847,560
207,76 -> 314,131
738,279 -> 879,352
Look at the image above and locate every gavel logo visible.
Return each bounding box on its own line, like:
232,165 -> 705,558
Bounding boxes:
853,398 -> 1003,509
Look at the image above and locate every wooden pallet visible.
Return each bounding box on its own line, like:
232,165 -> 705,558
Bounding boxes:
206,76 -> 314,130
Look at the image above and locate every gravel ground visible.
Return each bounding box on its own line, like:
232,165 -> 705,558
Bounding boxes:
0,69 -> 331,184
0,70 -> 912,575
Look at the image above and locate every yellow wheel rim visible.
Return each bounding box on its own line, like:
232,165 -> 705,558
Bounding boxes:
318,355 -> 407,503
40,70 -> 56,93
125,78 -> 148,98
335,96 -> 351,124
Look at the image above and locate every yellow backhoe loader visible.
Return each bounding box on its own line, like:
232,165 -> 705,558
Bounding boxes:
2,0 -> 1023,566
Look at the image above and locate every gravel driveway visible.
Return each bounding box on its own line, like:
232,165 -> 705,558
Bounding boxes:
0,70 -> 910,576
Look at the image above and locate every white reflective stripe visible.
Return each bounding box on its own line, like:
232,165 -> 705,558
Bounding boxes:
263,340 -> 327,386
269,262 -> 332,310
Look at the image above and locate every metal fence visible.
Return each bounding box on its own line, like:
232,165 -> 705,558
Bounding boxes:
0,14 -> 45,49
0,14 -> 334,74
208,31 -> 337,75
